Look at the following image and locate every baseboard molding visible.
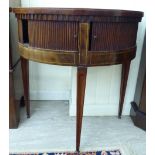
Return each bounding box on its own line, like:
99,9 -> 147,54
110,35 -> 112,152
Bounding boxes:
69,103 -> 131,116
30,90 -> 71,100
16,90 -> 131,116
16,90 -> 71,100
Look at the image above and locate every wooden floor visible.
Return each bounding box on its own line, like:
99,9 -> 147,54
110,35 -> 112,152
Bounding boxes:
9,101 -> 146,155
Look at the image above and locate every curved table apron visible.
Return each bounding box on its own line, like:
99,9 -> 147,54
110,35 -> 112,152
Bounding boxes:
13,8 -> 143,152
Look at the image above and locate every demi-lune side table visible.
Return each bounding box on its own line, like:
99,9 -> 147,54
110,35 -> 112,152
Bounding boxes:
13,8 -> 143,151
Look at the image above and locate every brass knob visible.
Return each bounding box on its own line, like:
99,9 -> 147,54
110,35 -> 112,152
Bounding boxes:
93,35 -> 97,39
74,34 -> 77,38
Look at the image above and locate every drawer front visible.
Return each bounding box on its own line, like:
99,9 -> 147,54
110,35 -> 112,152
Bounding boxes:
28,21 -> 79,51
90,22 -> 138,51
18,43 -> 78,66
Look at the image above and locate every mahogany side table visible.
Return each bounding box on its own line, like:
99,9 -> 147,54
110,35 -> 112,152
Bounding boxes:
13,8 -> 143,151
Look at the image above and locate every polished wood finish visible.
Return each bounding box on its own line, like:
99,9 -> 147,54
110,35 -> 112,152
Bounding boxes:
78,23 -> 89,65
13,8 -> 143,18
76,67 -> 87,152
90,23 -> 138,51
9,70 -> 20,128
88,47 -> 136,66
18,43 -> 136,67
28,21 -> 79,50
118,61 -> 131,118
76,23 -> 89,151
18,43 -> 78,65
21,57 -> 30,118
13,8 -> 143,151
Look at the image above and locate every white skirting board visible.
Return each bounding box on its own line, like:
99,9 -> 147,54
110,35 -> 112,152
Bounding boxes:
29,90 -> 71,100
69,103 -> 131,116
15,90 -> 71,101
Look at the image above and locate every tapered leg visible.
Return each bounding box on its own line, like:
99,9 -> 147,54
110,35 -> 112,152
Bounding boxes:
118,61 -> 131,118
76,67 -> 87,152
21,57 -> 30,118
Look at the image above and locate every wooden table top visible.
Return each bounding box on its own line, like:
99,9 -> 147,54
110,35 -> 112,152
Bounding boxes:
13,7 -> 143,17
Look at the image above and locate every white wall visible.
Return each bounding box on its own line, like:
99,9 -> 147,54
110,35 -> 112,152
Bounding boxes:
21,0 -> 146,116
29,63 -> 72,100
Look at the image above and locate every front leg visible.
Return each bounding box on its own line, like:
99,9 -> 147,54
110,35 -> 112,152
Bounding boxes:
76,67 -> 87,152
